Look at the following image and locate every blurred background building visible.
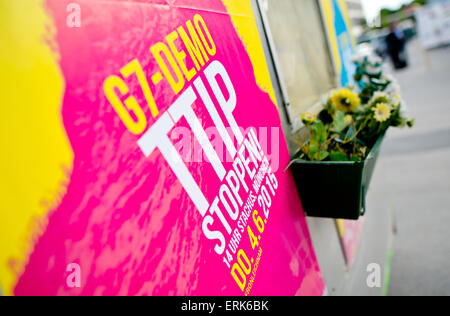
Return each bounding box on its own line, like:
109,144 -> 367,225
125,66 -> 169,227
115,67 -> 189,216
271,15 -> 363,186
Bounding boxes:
346,0 -> 367,37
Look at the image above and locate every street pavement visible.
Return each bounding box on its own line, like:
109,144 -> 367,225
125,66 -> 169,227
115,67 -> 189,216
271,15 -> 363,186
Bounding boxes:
371,39 -> 450,296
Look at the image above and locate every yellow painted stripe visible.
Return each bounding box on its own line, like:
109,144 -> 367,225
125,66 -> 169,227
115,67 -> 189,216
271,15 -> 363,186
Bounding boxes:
0,0 -> 73,295
320,0 -> 342,76
222,0 -> 277,106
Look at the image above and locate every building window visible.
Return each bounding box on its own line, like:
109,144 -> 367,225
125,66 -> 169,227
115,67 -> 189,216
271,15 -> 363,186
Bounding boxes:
261,0 -> 336,128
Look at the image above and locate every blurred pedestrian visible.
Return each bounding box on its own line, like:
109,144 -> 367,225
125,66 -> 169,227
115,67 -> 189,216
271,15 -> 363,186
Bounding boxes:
386,22 -> 408,70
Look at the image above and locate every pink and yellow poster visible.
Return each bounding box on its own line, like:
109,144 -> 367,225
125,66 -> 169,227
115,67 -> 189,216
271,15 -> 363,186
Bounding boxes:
0,0 -> 324,296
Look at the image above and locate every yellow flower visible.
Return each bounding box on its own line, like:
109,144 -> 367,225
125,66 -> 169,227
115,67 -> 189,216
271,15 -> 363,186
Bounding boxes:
301,112 -> 317,124
372,103 -> 392,122
331,89 -> 361,113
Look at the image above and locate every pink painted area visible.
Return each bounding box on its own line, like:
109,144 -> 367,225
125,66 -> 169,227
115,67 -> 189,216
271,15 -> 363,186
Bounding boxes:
14,0 -> 324,295
341,219 -> 364,267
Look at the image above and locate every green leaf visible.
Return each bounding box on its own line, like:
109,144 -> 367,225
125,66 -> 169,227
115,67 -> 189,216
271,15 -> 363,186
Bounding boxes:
321,131 -> 328,144
310,124 -> 320,143
310,121 -> 328,149
330,151 -> 349,161
309,141 -> 319,160
319,151 -> 330,161
332,111 -> 347,133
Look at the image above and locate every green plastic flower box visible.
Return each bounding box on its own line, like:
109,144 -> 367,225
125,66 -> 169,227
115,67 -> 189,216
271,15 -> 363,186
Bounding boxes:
290,134 -> 385,220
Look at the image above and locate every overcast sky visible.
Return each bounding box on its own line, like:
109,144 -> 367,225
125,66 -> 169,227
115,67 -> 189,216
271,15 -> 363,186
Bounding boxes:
361,0 -> 412,22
